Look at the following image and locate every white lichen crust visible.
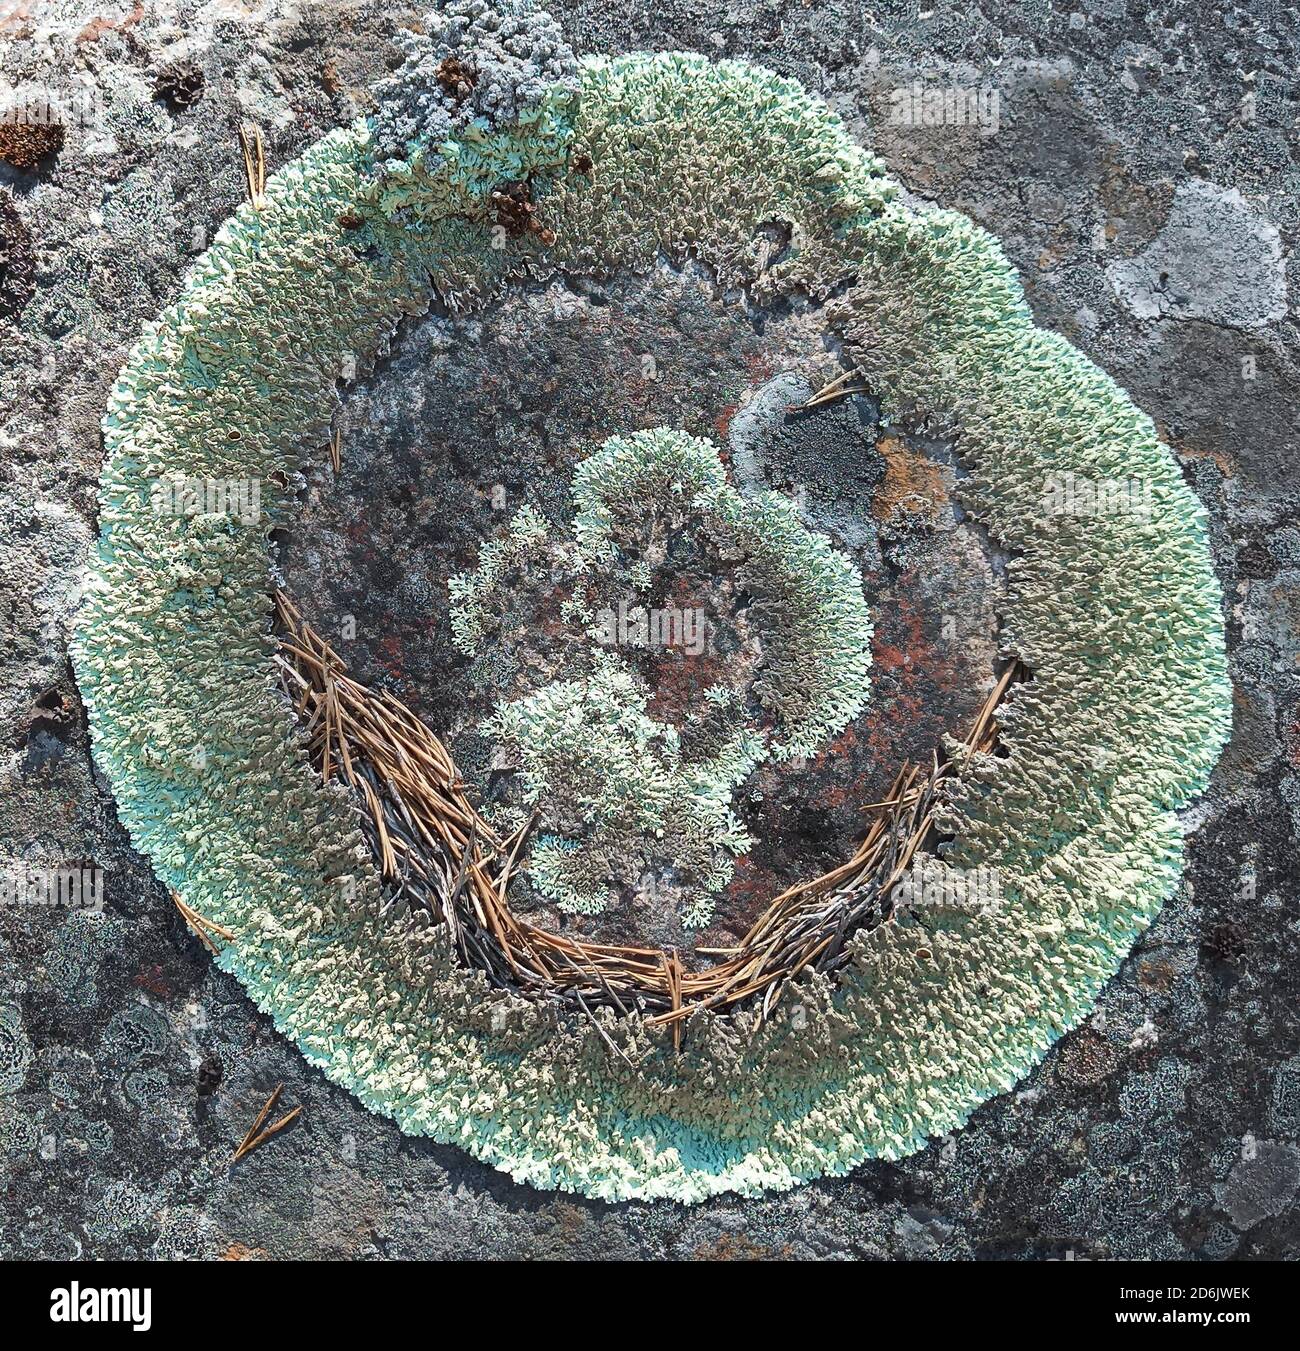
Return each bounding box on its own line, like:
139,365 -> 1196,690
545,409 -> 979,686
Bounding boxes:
72,6 -> 1230,1202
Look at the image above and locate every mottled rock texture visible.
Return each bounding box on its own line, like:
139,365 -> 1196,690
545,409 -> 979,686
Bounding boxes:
1,0 -> 1297,1256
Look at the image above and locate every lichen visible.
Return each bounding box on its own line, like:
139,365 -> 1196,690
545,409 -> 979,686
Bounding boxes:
482,649 -> 760,924
570,426 -> 873,761
453,426 -> 872,923
371,0 -> 580,166
448,502 -> 556,655
72,4 -> 1230,1203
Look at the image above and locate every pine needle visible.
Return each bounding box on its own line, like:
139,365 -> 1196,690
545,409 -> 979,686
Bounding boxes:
274,588 -> 1024,1049
239,123 -> 266,208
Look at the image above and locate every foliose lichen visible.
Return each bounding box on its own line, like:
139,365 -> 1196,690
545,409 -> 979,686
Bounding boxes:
452,426 -> 872,923
371,0 -> 579,167
72,4 -> 1230,1202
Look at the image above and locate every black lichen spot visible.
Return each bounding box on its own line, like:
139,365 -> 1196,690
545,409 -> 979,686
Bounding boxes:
1202,917 -> 1247,968
1235,530 -> 1277,581
154,64 -> 206,111
196,1054 -> 223,1097
0,193 -> 36,320
19,684 -> 77,771
1056,1027 -> 1120,1087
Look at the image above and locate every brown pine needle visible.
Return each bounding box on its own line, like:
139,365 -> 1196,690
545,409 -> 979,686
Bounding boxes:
231,1083 -> 282,1163
237,1106 -> 302,1162
239,123 -> 267,208
171,889 -> 235,953
791,367 -> 870,412
329,426 -> 342,473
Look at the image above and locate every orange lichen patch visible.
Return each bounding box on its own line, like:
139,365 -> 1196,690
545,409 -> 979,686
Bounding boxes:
643,647 -> 731,723
1174,439 -> 1237,479
0,2 -> 32,37
868,584 -> 930,676
132,964 -> 171,999
641,581 -> 732,722
1036,226 -> 1074,273
872,433 -> 947,522
539,583 -> 576,642
0,121 -> 64,170
77,0 -> 144,44
1137,957 -> 1177,993
852,589 -> 974,785
220,1242 -> 268,1261
693,1232 -> 791,1260
713,853 -> 782,942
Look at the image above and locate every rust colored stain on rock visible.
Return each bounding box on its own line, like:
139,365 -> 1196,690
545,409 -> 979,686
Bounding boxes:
873,433 -> 947,521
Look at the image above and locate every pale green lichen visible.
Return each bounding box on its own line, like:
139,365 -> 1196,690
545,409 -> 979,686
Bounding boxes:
486,656 -> 762,924
454,427 -> 870,922
448,502 -> 556,655
571,427 -> 874,760
72,4 -> 1230,1203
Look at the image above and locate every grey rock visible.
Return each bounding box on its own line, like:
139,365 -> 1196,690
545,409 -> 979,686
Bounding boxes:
1107,180 -> 1287,329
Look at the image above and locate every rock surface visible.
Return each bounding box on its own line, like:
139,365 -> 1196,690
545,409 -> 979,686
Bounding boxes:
0,0 -> 1296,1258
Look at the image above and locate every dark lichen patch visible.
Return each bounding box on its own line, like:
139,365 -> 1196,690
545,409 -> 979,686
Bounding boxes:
491,179 -> 556,245
153,64 -> 206,111
1056,1028 -> 1123,1088
0,194 -> 35,320
0,120 -> 64,170
435,55 -> 477,99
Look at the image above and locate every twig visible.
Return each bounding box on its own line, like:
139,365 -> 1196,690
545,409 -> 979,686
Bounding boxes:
231,1083 -> 282,1163
239,123 -> 266,208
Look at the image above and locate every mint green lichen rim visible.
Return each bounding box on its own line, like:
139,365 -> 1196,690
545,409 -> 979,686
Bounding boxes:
73,49 -> 1231,1202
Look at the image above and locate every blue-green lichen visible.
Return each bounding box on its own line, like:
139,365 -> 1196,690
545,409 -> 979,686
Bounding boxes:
483,651 -> 758,922
71,5 -> 1230,1203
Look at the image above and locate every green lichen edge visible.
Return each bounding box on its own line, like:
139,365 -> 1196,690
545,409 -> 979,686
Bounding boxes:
71,47 -> 1231,1203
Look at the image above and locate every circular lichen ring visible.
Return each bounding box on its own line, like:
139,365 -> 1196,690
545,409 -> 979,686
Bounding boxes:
73,5 -> 1229,1202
